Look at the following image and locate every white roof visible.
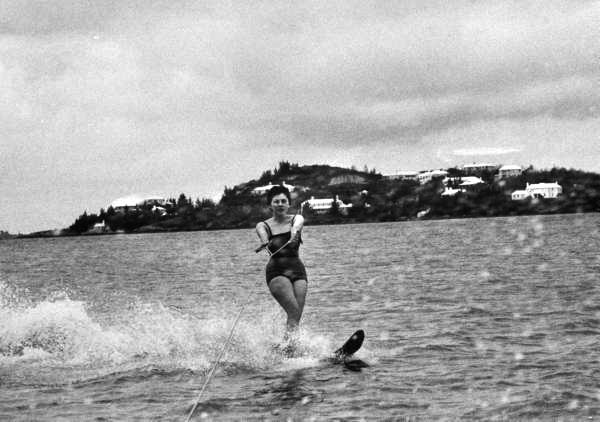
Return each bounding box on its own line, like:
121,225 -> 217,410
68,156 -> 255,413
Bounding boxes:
499,164 -> 522,171
301,196 -> 351,208
303,198 -> 334,205
109,195 -> 165,208
419,169 -> 448,176
443,176 -> 484,186
527,182 -> 562,189
441,188 -> 464,196
389,171 -> 418,176
253,181 -> 295,193
459,176 -> 484,186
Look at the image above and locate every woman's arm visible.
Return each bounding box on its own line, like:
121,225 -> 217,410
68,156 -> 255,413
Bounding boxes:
255,222 -> 270,251
290,214 -> 304,241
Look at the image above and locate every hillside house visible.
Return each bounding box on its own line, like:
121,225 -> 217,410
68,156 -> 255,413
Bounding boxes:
300,195 -> 352,215
441,176 -> 485,196
462,163 -> 500,175
497,164 -> 523,179
526,182 -> 563,198
441,187 -> 465,196
511,182 -> 563,200
252,181 -> 295,195
383,171 -> 419,181
511,190 -> 530,200
88,221 -> 108,234
109,195 -> 167,213
417,170 -> 448,184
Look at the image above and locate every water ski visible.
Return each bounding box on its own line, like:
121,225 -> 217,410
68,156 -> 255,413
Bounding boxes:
334,329 -> 364,359
333,329 -> 369,371
273,329 -> 368,370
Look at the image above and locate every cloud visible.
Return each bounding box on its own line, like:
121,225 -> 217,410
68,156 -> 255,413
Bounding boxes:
425,116 -> 600,169
452,147 -> 523,157
221,1 -> 600,145
1,0 -> 600,232
3,1 -> 599,142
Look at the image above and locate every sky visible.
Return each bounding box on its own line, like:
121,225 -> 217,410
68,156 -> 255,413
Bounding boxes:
1,0 -> 599,233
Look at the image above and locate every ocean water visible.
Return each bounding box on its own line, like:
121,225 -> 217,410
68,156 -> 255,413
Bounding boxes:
1,213 -> 599,421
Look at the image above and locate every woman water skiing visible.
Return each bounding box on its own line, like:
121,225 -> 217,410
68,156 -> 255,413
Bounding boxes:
255,185 -> 307,348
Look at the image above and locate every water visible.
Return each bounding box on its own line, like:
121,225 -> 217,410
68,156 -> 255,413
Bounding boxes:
1,214 -> 599,421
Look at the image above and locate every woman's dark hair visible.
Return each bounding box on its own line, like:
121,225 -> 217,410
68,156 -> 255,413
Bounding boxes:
267,185 -> 291,204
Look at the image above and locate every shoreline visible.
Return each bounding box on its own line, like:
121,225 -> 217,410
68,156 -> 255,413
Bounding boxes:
10,210 -> 599,240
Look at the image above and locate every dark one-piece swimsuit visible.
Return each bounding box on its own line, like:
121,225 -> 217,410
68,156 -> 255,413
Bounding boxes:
263,216 -> 308,285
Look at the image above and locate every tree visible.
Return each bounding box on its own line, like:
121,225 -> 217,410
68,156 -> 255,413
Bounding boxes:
195,198 -> 216,209
301,203 -> 319,223
328,198 -> 344,220
177,193 -> 189,208
275,160 -> 291,176
67,211 -> 99,234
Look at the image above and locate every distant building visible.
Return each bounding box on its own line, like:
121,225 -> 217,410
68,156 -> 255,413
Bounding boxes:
511,190 -> 530,200
152,206 -> 168,216
526,182 -> 563,198
441,176 -> 485,195
462,163 -> 500,174
511,182 -> 563,200
383,171 -> 419,181
498,165 -> 523,179
252,181 -> 295,195
445,176 -> 485,187
417,170 -> 448,184
441,187 -> 464,196
88,221 -> 108,234
329,174 -> 367,185
109,195 -> 167,213
460,176 -> 485,188
300,195 -> 352,214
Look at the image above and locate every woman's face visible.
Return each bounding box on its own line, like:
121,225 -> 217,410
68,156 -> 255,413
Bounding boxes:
270,193 -> 290,215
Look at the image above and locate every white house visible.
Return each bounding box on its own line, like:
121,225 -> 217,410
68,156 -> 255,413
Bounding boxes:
152,205 -> 168,216
526,182 -> 563,198
417,170 -> 448,184
109,195 -> 167,212
458,176 -> 484,187
511,181 -> 563,200
88,221 -> 108,233
442,176 -> 485,191
498,164 -> 522,179
462,163 -> 499,174
511,190 -> 530,200
252,181 -> 295,195
383,171 -> 419,181
301,195 -> 352,214
441,187 -> 465,196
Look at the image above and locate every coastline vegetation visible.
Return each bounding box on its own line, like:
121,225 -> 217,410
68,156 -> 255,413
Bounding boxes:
16,162 -> 600,237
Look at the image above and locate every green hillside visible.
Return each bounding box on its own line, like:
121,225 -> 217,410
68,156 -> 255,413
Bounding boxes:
19,161 -> 600,237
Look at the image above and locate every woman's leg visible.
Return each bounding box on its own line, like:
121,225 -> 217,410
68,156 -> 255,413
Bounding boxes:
292,279 -> 307,319
268,276 -> 304,333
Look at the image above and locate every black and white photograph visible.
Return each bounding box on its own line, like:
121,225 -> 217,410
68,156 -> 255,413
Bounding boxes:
1,1 -> 599,420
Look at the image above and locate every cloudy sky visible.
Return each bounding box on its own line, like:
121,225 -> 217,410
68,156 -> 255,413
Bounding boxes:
1,0 -> 599,233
